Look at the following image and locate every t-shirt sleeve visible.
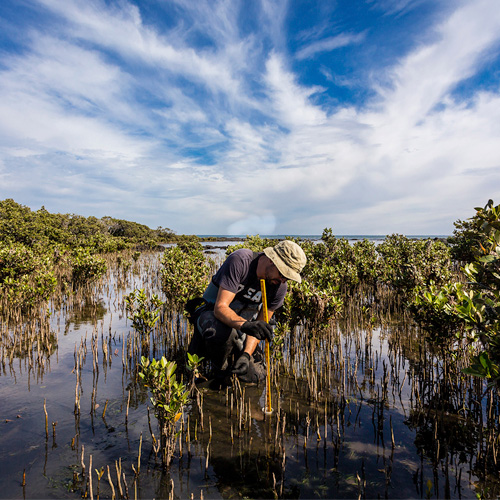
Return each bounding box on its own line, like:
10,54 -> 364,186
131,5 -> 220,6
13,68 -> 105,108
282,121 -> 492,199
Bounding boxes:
213,250 -> 251,294
212,249 -> 288,311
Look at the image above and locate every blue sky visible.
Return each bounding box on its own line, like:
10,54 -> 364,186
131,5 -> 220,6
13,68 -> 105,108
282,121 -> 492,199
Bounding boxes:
0,0 -> 499,235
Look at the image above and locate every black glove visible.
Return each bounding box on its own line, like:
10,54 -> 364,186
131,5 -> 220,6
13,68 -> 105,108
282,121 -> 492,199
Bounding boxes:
232,352 -> 250,375
240,320 -> 273,342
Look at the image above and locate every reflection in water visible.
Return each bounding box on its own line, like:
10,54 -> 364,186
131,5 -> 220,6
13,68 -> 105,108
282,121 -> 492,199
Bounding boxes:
64,297 -> 107,331
0,250 -> 499,499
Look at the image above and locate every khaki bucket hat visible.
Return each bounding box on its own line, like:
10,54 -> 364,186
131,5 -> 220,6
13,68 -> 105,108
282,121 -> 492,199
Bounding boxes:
263,240 -> 307,283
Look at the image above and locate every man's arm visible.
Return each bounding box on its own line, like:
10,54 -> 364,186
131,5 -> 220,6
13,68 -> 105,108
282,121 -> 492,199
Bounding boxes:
213,287 -> 246,329
214,287 -> 274,356
243,308 -> 274,355
257,308 -> 274,322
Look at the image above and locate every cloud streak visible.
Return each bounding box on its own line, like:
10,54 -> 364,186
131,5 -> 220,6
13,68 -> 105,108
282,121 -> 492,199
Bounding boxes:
295,33 -> 366,61
0,0 -> 499,235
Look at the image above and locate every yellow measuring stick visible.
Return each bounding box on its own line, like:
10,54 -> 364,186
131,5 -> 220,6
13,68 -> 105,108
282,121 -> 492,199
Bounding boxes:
260,279 -> 272,414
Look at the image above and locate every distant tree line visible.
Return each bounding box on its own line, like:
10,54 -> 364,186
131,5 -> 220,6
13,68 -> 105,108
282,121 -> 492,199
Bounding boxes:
0,198 -> 179,252
0,198 -> 185,309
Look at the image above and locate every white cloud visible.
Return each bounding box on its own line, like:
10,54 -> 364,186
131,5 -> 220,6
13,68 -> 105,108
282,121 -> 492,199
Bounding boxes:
377,0 -> 500,128
264,53 -> 326,127
0,34 -> 151,161
37,0 -> 254,102
369,0 -> 430,16
295,33 -> 366,60
1,0 -> 500,235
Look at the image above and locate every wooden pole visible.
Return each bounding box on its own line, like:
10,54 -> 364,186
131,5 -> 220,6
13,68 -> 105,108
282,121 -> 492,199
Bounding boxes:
260,279 -> 272,414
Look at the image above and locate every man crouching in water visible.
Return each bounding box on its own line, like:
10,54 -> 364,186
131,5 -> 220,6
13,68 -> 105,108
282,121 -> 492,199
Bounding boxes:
187,240 -> 307,386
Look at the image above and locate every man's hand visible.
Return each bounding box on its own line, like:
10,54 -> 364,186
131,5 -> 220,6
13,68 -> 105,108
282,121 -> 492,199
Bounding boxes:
240,320 -> 273,342
232,352 -> 250,375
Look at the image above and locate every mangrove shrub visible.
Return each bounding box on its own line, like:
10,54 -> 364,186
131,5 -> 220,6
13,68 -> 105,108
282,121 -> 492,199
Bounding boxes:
160,241 -> 212,311
139,356 -> 189,467
0,242 -> 56,308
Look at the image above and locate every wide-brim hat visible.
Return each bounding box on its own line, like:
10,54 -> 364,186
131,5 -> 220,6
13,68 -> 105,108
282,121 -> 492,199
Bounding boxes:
263,240 -> 307,283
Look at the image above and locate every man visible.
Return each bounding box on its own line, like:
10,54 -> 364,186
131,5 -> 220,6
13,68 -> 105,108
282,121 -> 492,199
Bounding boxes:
187,240 -> 307,384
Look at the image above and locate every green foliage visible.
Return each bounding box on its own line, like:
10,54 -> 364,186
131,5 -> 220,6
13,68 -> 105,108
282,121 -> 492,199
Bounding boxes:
415,200 -> 500,385
377,234 -> 453,299
451,200 -> 500,386
65,215 -> 107,249
171,234 -> 202,244
71,248 -> 107,286
447,210 -> 492,264
139,356 -> 190,466
102,216 -> 155,239
186,352 -> 204,372
0,198 -> 174,253
160,241 -> 212,310
411,282 -> 465,341
453,286 -> 490,329
462,352 -> 500,385
139,356 -> 189,421
283,279 -> 343,332
303,229 -> 359,293
467,200 -> 500,287
0,198 -> 178,307
352,238 -> 380,287
0,242 -> 57,308
186,352 -> 206,389
0,199 -> 50,246
125,288 -> 164,335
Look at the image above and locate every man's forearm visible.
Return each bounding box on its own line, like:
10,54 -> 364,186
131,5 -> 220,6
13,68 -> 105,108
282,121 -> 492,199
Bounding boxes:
242,310 -> 275,356
244,335 -> 259,356
214,299 -> 275,357
214,305 -> 259,356
214,303 -> 246,330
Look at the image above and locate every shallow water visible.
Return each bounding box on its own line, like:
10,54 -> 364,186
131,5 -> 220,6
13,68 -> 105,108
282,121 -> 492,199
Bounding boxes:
0,251 -> 498,499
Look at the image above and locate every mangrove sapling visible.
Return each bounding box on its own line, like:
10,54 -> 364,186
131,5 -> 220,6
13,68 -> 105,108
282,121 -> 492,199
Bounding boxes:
125,288 -> 163,356
186,352 -> 206,394
160,241 -> 212,313
95,466 -> 105,499
376,234 -> 453,301
139,356 -> 190,467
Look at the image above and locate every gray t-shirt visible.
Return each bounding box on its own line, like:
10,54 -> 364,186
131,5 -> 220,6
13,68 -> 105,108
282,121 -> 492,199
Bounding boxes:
203,249 -> 287,318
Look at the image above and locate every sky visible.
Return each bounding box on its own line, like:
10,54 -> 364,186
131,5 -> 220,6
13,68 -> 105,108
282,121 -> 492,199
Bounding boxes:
0,0 -> 499,236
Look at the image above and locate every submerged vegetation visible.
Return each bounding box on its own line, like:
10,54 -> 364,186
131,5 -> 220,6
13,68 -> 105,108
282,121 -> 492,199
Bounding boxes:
0,197 -> 499,498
